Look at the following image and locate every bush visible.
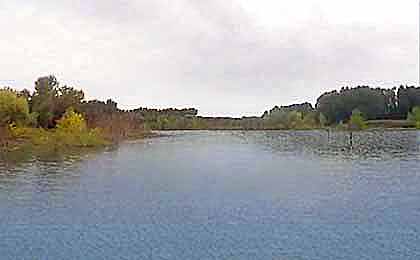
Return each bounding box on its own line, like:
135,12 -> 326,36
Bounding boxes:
302,112 -> 319,129
55,108 -> 108,147
319,113 -> 328,128
56,108 -> 87,134
349,109 -> 367,130
0,89 -> 30,126
408,106 -> 420,129
8,108 -> 108,149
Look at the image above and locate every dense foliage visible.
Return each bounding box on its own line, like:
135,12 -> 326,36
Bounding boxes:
30,76 -> 85,128
1,76 -> 420,139
408,106 -> 420,129
348,109 -> 368,131
316,86 -> 397,124
261,103 -> 319,129
0,88 -> 31,126
56,108 -> 87,133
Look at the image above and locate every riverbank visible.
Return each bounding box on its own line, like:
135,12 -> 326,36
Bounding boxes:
366,119 -> 415,128
0,126 -> 155,161
2,123 -> 418,160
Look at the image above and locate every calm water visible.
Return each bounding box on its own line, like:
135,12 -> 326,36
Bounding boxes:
1,130 -> 420,259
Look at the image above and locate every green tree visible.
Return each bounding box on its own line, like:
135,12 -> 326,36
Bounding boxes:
55,85 -> 85,117
302,111 -> 318,129
0,88 -> 30,126
287,111 -> 304,129
349,109 -> 367,130
319,113 -> 328,128
398,86 -> 420,118
407,106 -> 420,129
316,86 -> 394,124
31,76 -> 59,128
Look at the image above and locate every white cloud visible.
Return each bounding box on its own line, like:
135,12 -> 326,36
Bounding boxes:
0,0 -> 418,116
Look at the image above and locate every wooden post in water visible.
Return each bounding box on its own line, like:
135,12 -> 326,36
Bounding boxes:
327,128 -> 330,142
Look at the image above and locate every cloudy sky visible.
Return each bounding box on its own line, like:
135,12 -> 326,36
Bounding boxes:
0,0 -> 418,116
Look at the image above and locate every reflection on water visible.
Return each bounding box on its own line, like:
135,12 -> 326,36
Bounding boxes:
235,130 -> 420,160
1,131 -> 420,260
0,146 -> 116,199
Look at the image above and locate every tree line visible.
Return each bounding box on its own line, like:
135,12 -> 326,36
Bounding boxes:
315,86 -> 414,124
263,86 -> 420,129
2,76 -> 420,134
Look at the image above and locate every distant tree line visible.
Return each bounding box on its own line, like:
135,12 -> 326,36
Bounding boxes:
260,86 -> 420,129
315,85 -> 420,124
2,76 -> 420,134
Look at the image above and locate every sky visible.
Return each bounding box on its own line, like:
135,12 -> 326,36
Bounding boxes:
0,0 -> 419,116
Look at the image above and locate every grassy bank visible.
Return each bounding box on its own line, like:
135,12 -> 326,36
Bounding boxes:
1,126 -> 108,155
0,126 -> 155,164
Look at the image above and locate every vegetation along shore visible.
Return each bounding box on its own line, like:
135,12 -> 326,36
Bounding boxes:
2,75 -> 420,156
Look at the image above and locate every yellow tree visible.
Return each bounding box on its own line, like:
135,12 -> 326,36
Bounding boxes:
0,88 -> 30,126
56,108 -> 87,134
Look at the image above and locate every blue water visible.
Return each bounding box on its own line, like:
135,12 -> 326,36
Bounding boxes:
1,131 -> 420,259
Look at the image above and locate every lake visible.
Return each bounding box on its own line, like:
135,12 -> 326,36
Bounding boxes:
1,130 -> 420,259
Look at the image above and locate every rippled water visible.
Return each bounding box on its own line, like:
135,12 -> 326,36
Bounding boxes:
1,130 -> 420,259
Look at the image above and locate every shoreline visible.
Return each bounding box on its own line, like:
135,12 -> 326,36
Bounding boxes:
0,128 -> 157,161
2,127 -> 419,155
2,127 -> 419,166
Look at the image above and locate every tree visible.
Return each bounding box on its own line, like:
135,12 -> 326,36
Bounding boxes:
407,106 -> 420,129
31,76 -> 59,128
287,111 -> 304,129
398,86 -> 420,118
349,109 -> 367,131
55,85 -> 85,117
316,86 -> 394,124
319,113 -> 327,128
0,88 -> 30,126
18,89 -> 32,102
30,76 -> 85,128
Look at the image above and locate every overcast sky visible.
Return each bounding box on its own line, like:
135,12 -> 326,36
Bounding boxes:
0,0 -> 419,116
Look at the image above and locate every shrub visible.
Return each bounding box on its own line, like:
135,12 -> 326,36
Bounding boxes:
349,109 -> 367,130
319,113 -> 328,128
408,106 -> 420,129
302,112 -> 319,129
0,89 -> 30,126
287,111 -> 304,129
55,108 -> 108,147
56,108 -> 87,134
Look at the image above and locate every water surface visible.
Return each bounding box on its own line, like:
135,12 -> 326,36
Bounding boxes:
1,130 -> 420,259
